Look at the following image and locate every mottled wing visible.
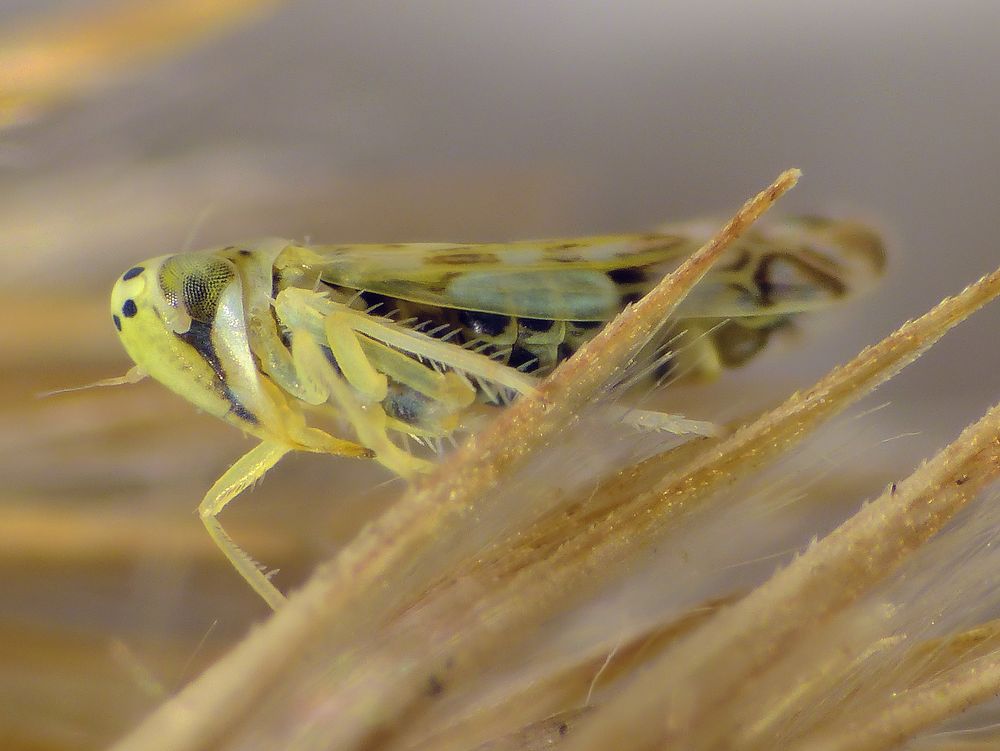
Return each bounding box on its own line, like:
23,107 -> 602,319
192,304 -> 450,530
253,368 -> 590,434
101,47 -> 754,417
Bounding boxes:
304,217 -> 884,322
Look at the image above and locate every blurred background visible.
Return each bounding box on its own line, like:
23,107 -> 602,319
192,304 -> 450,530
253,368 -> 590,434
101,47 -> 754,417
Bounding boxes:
1,1 -> 997,748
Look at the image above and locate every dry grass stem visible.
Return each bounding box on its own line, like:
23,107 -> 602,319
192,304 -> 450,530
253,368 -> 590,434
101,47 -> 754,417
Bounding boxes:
568,397 -> 1000,747
797,648 -> 1000,751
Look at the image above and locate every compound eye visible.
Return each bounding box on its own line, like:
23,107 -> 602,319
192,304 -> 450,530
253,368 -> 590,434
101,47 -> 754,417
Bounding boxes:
158,255 -> 236,323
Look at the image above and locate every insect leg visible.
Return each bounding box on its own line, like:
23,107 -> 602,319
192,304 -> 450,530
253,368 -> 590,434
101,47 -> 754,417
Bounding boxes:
290,331 -> 433,477
197,441 -> 292,610
357,336 -> 476,409
324,312 -> 389,403
274,290 -> 536,397
347,311 -> 537,397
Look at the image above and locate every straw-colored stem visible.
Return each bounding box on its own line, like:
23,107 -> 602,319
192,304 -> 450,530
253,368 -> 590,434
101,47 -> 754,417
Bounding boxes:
567,402 -> 1000,750
797,648 -> 1000,751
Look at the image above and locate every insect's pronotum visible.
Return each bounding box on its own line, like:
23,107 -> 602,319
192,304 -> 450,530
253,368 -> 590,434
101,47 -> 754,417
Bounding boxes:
109,218 -> 884,607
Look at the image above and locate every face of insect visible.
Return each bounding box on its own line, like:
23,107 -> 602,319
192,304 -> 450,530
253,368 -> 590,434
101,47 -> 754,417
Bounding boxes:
110,253 -> 266,431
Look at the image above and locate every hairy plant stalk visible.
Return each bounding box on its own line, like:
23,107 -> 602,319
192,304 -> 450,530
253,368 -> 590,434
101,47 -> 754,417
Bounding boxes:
358,268 -> 1000,751
365,272 -> 1000,751
567,408 -> 1000,750
798,648 -> 1000,751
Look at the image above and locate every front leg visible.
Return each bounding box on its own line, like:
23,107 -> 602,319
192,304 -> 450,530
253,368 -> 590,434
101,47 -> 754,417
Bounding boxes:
197,441 -> 292,610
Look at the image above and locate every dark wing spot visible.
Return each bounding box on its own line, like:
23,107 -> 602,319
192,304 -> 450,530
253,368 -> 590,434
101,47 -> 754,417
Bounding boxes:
753,257 -> 775,306
459,310 -> 510,338
112,314 -> 122,331
520,317 -> 554,333
607,267 -> 648,285
507,346 -> 538,372
429,251 -> 500,265
720,250 -> 751,272
121,299 -> 138,318
122,266 -> 144,281
571,320 -> 602,330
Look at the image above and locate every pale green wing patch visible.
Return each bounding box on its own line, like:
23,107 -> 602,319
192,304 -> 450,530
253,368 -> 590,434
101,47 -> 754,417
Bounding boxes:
296,218 -> 884,321
305,234 -> 695,320
445,269 -> 620,320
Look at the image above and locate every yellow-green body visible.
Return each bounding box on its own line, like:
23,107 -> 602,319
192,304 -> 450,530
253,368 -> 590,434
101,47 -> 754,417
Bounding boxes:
110,218 -> 884,607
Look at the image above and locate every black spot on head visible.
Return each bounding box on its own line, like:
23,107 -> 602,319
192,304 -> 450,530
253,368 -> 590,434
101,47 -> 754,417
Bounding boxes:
121,299 -> 138,318
607,267 -> 647,285
459,310 -> 510,338
620,292 -> 644,307
112,314 -> 122,331
122,266 -> 144,281
571,320 -> 602,330
558,722 -> 569,736
520,317 -> 554,333
426,675 -> 445,697
507,346 -> 538,372
238,249 -> 252,257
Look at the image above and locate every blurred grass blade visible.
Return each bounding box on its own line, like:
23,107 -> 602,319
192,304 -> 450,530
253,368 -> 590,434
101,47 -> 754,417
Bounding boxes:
0,0 -> 285,127
570,384 -> 1000,748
